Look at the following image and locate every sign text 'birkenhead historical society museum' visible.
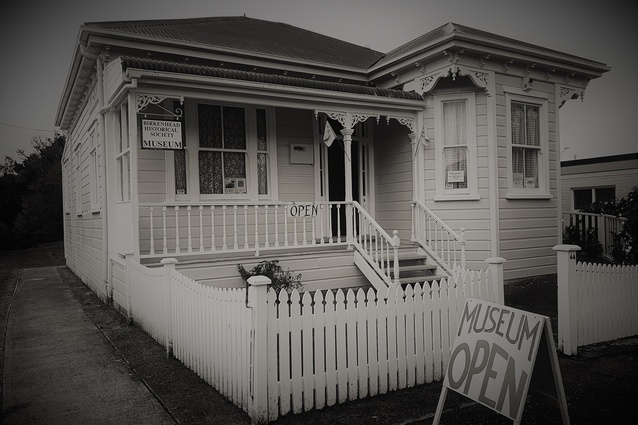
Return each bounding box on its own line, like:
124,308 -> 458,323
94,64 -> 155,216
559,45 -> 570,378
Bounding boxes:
141,119 -> 183,149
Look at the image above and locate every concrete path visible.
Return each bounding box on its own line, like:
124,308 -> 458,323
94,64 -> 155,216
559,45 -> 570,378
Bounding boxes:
1,266 -> 175,425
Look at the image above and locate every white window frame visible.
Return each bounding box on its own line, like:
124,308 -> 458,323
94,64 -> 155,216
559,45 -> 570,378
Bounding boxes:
74,142 -> 82,215
116,104 -> 131,203
505,89 -> 550,199
174,99 -> 277,202
88,123 -> 100,211
62,157 -> 70,214
433,92 -> 479,200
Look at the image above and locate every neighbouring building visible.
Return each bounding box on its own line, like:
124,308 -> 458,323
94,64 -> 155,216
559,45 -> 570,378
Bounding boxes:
56,16 -> 609,310
561,153 -> 638,212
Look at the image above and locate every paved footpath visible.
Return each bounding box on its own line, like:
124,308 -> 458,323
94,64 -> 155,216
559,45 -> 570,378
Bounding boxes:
1,266 -> 175,425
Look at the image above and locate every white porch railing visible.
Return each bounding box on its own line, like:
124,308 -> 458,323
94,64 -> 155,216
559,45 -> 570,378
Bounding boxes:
411,201 -> 466,273
562,211 -> 626,260
139,202 -> 350,258
351,201 -> 400,285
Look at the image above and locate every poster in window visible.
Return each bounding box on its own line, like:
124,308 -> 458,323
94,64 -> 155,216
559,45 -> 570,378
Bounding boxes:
513,173 -> 524,188
224,178 -> 236,194
525,177 -> 537,188
447,170 -> 465,183
235,178 -> 247,194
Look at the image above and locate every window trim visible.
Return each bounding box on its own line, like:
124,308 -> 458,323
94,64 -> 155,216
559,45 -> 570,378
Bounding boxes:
115,104 -> 131,203
505,90 -> 550,199
433,92 -> 479,201
88,123 -> 100,212
74,142 -> 82,215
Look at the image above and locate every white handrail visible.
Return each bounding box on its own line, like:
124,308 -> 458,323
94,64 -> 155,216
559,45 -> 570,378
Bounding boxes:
562,210 -> 627,260
351,201 -> 400,285
411,201 -> 466,272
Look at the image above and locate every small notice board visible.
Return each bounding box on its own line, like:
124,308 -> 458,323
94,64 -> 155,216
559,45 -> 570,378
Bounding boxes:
433,298 -> 570,424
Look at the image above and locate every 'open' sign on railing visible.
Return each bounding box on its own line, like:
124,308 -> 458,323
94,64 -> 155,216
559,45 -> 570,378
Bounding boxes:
288,203 -> 319,218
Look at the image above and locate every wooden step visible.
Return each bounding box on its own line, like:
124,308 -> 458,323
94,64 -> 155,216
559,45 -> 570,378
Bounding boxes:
398,263 -> 438,273
398,275 -> 448,285
397,251 -> 428,261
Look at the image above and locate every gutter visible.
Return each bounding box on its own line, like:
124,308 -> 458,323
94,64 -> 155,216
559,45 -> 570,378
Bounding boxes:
125,68 -> 422,112
100,78 -> 138,114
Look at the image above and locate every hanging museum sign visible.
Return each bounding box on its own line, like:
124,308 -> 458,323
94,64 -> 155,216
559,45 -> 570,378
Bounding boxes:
433,298 -> 570,424
141,119 -> 183,149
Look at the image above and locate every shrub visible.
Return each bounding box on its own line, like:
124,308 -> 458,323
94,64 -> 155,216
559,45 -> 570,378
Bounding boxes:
573,186 -> 637,265
563,224 -> 602,259
237,260 -> 302,294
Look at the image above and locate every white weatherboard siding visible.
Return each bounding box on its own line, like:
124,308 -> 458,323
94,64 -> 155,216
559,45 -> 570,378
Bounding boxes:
496,75 -> 560,280
137,148 -> 168,255
62,82 -> 107,301
373,121 -> 413,240
110,257 -> 128,314
276,108 -> 315,202
137,148 -> 167,204
103,57 -> 125,104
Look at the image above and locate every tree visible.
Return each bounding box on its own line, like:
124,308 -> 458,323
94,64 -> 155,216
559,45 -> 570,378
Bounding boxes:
0,134 -> 65,249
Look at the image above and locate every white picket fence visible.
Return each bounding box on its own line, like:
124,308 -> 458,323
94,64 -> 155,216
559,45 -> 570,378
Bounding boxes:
124,255 -> 505,423
555,245 -> 638,355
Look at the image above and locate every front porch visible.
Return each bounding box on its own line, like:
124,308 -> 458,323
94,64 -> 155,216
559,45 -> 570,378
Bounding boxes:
136,200 -> 467,290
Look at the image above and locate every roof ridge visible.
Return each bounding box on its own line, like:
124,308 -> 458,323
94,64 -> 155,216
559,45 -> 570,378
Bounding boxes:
85,16 -> 246,28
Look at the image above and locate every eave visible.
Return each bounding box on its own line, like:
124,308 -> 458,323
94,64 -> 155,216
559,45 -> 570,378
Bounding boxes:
369,28 -> 610,85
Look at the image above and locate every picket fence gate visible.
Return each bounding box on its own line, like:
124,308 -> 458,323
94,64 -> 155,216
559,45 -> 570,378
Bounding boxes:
124,254 -> 506,424
555,245 -> 638,355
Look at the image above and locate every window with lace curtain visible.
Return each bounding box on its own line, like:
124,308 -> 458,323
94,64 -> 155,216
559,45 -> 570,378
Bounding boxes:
434,92 -> 478,200
172,101 -> 275,199
506,91 -> 549,198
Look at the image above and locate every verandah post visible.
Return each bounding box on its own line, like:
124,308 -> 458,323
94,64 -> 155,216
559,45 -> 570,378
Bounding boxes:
554,244 -> 581,355
485,257 -> 506,305
247,275 -> 271,424
161,257 -> 178,358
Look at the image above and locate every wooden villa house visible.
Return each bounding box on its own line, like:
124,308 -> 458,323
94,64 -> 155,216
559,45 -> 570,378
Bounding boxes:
56,16 -> 609,311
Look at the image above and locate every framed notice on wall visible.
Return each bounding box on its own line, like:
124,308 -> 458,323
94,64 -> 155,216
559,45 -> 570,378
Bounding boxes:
290,143 -> 313,164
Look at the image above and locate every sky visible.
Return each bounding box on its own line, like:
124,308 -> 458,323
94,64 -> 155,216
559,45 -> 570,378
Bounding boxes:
1,0 -> 635,163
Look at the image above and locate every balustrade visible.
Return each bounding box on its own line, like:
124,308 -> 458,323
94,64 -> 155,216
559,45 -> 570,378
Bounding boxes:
139,202 -> 349,258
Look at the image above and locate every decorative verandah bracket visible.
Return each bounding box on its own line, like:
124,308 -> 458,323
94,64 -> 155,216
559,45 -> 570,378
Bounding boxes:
558,85 -> 585,108
406,65 -> 492,97
313,110 -> 380,130
137,93 -> 185,118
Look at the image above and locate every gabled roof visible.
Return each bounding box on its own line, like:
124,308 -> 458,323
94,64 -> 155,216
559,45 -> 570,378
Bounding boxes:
86,16 -> 385,70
